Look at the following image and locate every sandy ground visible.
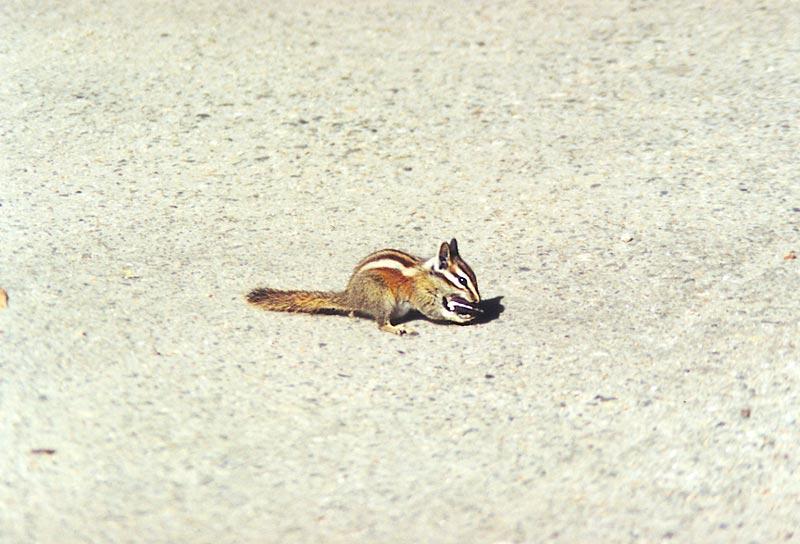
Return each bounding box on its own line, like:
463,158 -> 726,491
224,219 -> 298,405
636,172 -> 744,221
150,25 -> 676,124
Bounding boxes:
2,1 -> 799,542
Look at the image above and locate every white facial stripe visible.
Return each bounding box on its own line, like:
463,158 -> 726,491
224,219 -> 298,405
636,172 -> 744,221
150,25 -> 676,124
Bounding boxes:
358,258 -> 418,277
426,255 -> 479,300
440,269 -> 462,288
456,268 -> 479,300
464,274 -> 478,299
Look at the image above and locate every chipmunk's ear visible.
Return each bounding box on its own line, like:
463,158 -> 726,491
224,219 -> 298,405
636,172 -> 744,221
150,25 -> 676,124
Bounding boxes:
449,238 -> 459,257
438,241 -> 451,269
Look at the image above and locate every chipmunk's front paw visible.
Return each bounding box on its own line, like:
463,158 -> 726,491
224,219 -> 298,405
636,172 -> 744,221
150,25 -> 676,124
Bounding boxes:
380,323 -> 417,336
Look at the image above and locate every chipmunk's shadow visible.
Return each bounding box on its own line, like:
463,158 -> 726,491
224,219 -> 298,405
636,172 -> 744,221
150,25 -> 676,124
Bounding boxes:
472,296 -> 504,325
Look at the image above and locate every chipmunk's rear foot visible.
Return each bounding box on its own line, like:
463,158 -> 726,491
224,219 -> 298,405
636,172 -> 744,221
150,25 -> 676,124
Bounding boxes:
379,323 -> 417,336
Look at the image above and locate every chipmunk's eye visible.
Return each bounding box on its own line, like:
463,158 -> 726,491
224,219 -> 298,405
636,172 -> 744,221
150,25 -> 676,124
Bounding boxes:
458,276 -> 468,286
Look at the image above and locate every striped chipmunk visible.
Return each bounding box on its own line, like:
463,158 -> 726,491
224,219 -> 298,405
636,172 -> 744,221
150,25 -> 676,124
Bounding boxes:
246,238 -> 482,335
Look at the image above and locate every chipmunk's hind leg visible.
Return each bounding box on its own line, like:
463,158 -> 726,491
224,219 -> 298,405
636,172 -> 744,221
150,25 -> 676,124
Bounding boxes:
379,322 -> 416,336
345,272 -> 416,336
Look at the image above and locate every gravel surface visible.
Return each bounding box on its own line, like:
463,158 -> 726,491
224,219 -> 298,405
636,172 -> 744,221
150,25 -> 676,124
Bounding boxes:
2,1 -> 799,542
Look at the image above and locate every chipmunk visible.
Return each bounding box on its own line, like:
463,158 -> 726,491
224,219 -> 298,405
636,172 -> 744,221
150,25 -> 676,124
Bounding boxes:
246,238 -> 482,335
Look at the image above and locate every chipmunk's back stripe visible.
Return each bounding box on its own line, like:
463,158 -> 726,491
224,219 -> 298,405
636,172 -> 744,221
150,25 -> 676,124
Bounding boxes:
355,249 -> 420,275
358,258 -> 418,277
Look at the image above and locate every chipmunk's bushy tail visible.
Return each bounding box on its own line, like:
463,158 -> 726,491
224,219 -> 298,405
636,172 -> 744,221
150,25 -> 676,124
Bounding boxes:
246,288 -> 353,315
